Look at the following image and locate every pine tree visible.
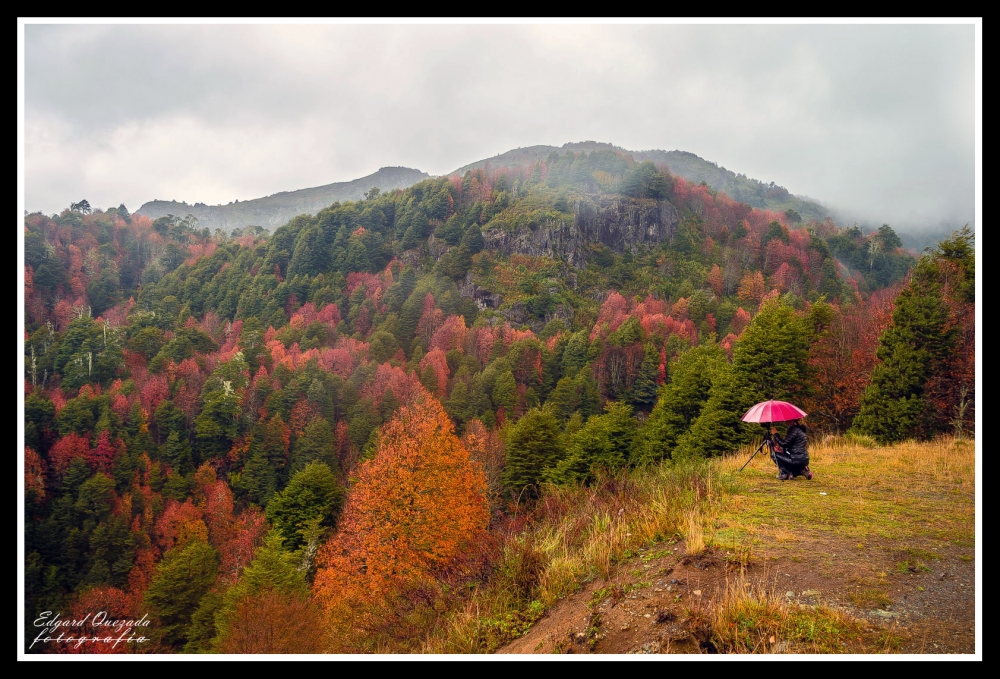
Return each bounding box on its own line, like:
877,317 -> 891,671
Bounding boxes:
460,224 -> 485,254
548,401 -> 636,484
144,539 -> 219,647
265,462 -> 344,550
162,431 -> 193,473
627,342 -> 661,410
212,531 -> 325,654
851,256 -> 956,443
290,416 -> 337,472
673,363 -> 751,461
634,344 -> 725,464
502,407 -> 564,499
491,370 -> 517,411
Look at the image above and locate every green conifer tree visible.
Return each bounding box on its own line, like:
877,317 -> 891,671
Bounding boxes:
674,300 -> 810,459
491,370 -> 517,411
502,407 -> 564,499
145,539 -> 219,647
547,401 -> 637,484
635,344 -> 725,464
265,462 -> 344,550
851,257 -> 956,443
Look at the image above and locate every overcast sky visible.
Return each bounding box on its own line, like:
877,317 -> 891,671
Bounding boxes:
23,22 -> 976,231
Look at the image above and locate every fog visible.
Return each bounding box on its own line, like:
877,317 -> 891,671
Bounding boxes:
24,22 -> 975,232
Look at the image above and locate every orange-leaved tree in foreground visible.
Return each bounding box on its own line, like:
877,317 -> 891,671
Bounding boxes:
312,388 -> 488,651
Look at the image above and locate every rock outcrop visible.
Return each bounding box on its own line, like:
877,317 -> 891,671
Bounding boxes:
482,197 -> 679,267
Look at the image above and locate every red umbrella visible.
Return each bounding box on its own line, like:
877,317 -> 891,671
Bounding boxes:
742,399 -> 808,424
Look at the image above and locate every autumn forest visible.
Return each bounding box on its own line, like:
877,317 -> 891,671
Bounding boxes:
23,149 -> 975,653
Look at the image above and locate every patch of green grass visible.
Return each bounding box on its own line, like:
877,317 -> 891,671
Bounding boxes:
848,588 -> 891,609
640,549 -> 672,562
468,600 -> 546,652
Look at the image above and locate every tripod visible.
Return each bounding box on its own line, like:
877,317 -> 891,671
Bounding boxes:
738,429 -> 776,472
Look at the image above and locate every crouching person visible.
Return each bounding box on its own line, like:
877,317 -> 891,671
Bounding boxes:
770,419 -> 812,481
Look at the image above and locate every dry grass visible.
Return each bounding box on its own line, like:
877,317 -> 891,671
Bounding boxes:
424,461 -> 719,652
685,510 -> 706,555
710,574 -> 902,654
711,437 -> 975,553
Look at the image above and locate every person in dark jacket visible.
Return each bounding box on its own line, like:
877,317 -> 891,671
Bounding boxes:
770,419 -> 812,480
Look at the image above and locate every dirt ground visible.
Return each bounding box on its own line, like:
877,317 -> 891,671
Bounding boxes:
499,444 -> 977,656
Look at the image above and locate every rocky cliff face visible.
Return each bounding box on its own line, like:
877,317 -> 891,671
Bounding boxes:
482,196 -> 679,267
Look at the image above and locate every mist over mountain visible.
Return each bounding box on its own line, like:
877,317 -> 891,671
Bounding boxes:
136,143 -> 833,234
456,142 -> 831,222
136,166 -> 430,232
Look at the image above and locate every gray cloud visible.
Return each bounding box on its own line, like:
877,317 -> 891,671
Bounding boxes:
25,23 -> 975,231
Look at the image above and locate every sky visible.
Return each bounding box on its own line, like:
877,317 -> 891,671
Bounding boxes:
22,22 -> 977,231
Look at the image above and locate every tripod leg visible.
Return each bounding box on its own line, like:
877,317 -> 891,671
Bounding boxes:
739,439 -> 768,472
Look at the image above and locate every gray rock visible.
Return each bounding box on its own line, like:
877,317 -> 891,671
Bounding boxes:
870,610 -> 899,618
481,196 -> 679,267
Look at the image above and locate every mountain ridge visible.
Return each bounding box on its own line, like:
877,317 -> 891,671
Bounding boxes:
137,142 -> 830,233
136,166 -> 430,232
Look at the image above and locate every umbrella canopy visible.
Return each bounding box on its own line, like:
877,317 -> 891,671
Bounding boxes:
741,399 -> 808,424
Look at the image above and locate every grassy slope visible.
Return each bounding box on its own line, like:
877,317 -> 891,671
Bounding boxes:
427,438 -> 975,654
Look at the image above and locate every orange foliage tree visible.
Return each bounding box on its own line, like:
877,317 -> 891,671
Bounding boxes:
312,389 -> 488,650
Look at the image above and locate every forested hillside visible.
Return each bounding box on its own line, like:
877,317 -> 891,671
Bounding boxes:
453,141 -> 830,221
23,147 -> 974,653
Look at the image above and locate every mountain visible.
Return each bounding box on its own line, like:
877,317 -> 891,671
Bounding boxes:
135,143 -> 828,233
452,141 -> 830,222
135,166 -> 430,232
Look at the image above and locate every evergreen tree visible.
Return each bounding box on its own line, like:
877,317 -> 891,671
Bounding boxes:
674,300 -> 810,459
672,363 -> 751,461
161,431 -> 193,474
548,401 -> 637,484
635,344 -> 725,464
851,256 -> 956,443
461,224 -> 485,254
491,370 -> 517,411
290,416 -> 337,472
548,376 -> 579,422
145,539 -> 219,647
575,367 -> 602,420
627,342 -> 661,410
561,330 -> 590,378
502,407 -> 564,499
266,462 -> 344,550
232,446 -> 277,507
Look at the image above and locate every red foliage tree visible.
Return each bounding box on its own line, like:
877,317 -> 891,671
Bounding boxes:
48,432 -> 91,475
591,291 -> 630,341
25,446 -> 47,499
707,264 -> 724,297
803,288 -> 897,433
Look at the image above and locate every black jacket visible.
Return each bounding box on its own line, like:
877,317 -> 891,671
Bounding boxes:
774,424 -> 809,463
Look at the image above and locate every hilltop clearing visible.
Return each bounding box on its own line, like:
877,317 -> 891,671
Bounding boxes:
488,438 -> 975,655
